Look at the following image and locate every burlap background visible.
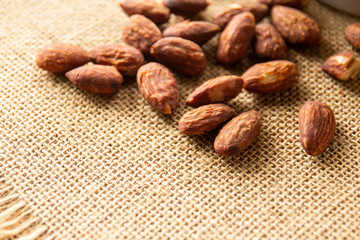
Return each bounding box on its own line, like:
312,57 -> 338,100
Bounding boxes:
0,0 -> 359,239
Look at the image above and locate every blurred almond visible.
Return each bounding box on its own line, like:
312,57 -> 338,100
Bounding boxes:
345,22 -> 360,50
322,51 -> 360,81
260,0 -> 310,8
164,0 -> 209,15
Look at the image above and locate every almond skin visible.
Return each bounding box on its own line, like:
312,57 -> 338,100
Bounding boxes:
119,0 -> 170,25
259,0 -> 310,8
164,0 -> 209,15
271,5 -> 320,46
163,20 -> 220,45
123,14 -> 162,56
36,43 -> 91,73
345,22 -> 360,50
65,65 -> 123,94
186,75 -> 243,108
213,2 -> 269,29
214,110 -> 261,156
91,44 -> 144,77
217,12 -> 256,65
299,101 -> 335,156
322,51 -> 360,81
150,37 -> 207,77
254,23 -> 287,60
137,62 -> 179,115
242,60 -> 298,94
179,104 -> 236,135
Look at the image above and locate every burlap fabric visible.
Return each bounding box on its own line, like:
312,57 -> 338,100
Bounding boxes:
0,0 -> 359,239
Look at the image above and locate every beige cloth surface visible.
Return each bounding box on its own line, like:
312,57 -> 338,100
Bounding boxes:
0,0 -> 359,239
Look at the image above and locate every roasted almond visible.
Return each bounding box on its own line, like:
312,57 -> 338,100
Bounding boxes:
345,22 -> 360,50
36,43 -> 90,73
137,62 -> 179,115
164,0 -> 209,15
259,0 -> 310,8
271,5 -> 320,46
254,23 -> 287,60
186,75 -> 243,108
321,51 -> 360,81
123,14 -> 162,56
91,44 -> 144,77
242,60 -> 298,94
119,0 -> 170,25
150,37 -> 206,76
163,20 -> 220,45
213,2 -> 269,29
65,65 -> 123,94
214,110 -> 261,156
179,104 -> 236,135
299,101 -> 336,156
217,12 -> 256,65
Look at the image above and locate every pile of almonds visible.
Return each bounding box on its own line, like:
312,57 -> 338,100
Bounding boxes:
35,0 -> 360,156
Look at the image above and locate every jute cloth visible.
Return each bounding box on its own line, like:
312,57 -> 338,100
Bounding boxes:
0,0 -> 359,239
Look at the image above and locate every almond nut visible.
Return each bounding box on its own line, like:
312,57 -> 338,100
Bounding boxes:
119,0 -> 170,25
254,23 -> 287,60
65,65 -> 123,94
214,110 -> 261,156
299,101 -> 336,156
213,2 -> 269,29
91,44 -> 145,77
36,43 -> 91,73
271,5 -> 320,46
164,0 -> 209,15
322,51 -> 360,81
186,75 -> 243,108
163,20 -> 220,45
217,12 -> 256,65
123,14 -> 162,56
179,104 -> 236,135
150,37 -> 207,77
259,0 -> 310,8
137,62 -> 179,115
345,22 -> 360,50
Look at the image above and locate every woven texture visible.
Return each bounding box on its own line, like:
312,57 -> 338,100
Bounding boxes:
1,0 -> 360,239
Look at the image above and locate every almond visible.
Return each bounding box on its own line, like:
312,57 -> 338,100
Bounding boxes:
186,76 -> 243,108
299,101 -> 335,156
259,0 -> 310,8
345,22 -> 360,50
163,20 -> 220,45
150,37 -> 206,76
36,43 -> 91,73
91,44 -> 144,77
214,110 -> 261,156
65,65 -> 123,94
254,23 -> 287,60
164,0 -> 209,15
137,62 -> 179,115
179,104 -> 236,135
242,60 -> 298,94
271,5 -> 320,46
322,51 -> 360,81
216,12 -> 256,65
119,0 -> 170,25
123,14 -> 162,56
213,2 -> 269,29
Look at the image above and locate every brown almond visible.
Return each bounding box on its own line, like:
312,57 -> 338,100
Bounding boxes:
345,22 -> 360,50
299,101 -> 336,156
150,37 -> 207,77
137,62 -> 179,115
321,51 -> 360,81
216,12 -> 256,65
164,0 -> 209,15
254,23 -> 287,60
119,0 -> 170,25
36,43 -> 90,73
259,0 -> 310,8
186,76 -> 243,108
213,2 -> 269,29
242,60 -> 298,94
179,104 -> 236,135
65,65 -> 123,94
123,14 -> 162,56
163,20 -> 220,45
214,110 -> 261,156
91,44 -> 144,77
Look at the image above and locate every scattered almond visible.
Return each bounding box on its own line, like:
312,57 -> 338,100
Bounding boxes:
260,0 -> 310,8
322,50 -> 360,81
345,22 -> 360,50
164,0 -> 209,15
